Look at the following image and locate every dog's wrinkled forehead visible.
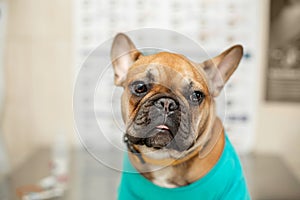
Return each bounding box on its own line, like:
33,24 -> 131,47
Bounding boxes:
126,52 -> 208,91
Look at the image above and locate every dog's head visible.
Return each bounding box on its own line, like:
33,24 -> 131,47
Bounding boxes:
111,33 -> 243,159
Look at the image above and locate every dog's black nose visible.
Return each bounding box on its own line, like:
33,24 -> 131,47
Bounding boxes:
154,97 -> 179,112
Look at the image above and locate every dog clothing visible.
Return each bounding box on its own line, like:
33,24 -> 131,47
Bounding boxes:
118,134 -> 251,200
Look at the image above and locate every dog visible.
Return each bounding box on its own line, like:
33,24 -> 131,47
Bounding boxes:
111,33 -> 250,199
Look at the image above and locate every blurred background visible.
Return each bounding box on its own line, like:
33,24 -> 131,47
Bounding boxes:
0,0 -> 300,199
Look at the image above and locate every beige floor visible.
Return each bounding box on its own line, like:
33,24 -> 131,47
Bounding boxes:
1,148 -> 300,200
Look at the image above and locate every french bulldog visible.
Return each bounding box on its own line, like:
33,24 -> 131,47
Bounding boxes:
111,33 -> 250,199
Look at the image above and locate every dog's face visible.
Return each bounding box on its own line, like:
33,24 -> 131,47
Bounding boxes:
111,33 -> 243,159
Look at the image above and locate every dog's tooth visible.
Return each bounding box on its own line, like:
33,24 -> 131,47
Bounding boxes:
156,125 -> 169,130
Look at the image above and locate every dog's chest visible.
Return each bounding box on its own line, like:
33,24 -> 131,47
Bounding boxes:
150,168 -> 177,188
146,166 -> 189,188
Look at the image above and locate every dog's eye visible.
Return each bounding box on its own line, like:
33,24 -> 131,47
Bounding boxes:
190,91 -> 205,104
131,81 -> 148,96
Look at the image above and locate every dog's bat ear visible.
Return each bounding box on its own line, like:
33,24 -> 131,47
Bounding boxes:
110,33 -> 141,86
202,45 -> 243,97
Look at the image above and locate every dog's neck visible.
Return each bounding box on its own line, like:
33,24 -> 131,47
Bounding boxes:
128,118 -> 225,188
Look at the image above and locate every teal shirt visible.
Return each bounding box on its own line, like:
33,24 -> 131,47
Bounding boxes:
118,135 -> 251,200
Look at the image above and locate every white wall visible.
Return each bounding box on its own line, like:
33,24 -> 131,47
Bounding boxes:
1,0 -> 74,169
254,0 -> 300,180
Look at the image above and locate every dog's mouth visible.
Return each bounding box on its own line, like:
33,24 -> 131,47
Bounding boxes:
126,124 -> 174,149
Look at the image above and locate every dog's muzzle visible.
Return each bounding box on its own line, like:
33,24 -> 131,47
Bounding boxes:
125,127 -> 173,149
